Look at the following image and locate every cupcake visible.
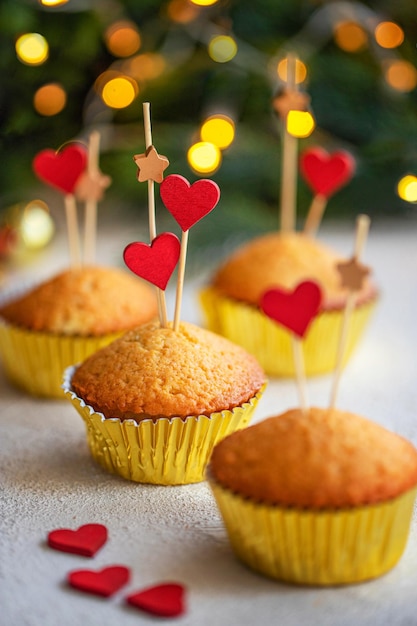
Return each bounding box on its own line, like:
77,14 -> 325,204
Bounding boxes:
200,231 -> 377,376
208,407 -> 417,585
0,265 -> 158,398
63,318 -> 266,485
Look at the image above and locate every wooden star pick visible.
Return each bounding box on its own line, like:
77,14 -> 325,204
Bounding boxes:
74,170 -> 112,202
337,257 -> 370,291
273,87 -> 310,120
134,145 -> 169,183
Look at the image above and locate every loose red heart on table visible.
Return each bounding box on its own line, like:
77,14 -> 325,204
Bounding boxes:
47,523 -> 108,557
160,174 -> 220,232
123,232 -> 181,290
260,281 -> 323,338
33,144 -> 88,194
126,582 -> 186,618
300,147 -> 355,198
68,565 -> 130,598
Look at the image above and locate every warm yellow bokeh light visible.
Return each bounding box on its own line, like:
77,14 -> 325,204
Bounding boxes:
104,21 -> 141,58
124,53 -> 166,81
15,33 -> 49,65
187,142 -> 221,174
384,60 -> 417,92
397,175 -> 417,202
208,35 -> 237,63
21,201 -> 55,249
375,21 -> 404,49
334,21 -> 367,52
167,0 -> 200,22
190,0 -> 219,5
33,83 -> 67,116
201,115 -> 235,149
286,110 -> 315,137
277,58 -> 307,84
39,0 -> 69,6
101,76 -> 138,108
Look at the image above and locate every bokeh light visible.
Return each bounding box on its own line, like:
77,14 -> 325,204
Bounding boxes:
167,0 -> 200,23
277,58 -> 307,84
101,75 -> 138,108
384,60 -> 417,92
201,115 -> 235,149
190,0 -> 219,5
375,21 -> 404,49
39,0 -> 69,5
33,83 -> 67,116
20,201 -> 55,249
104,20 -> 141,58
15,33 -> 49,65
333,21 -> 368,52
208,35 -> 237,63
397,175 -> 417,202
124,53 -> 166,81
286,110 -> 315,137
187,142 -> 221,174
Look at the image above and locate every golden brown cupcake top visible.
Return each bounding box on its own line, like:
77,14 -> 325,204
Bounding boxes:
0,265 -> 158,336
71,319 -> 266,421
212,232 -> 376,309
210,407 -> 417,509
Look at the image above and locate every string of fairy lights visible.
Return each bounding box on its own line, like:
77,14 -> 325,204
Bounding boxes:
5,0 -> 417,261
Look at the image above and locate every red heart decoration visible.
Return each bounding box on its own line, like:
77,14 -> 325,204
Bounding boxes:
33,144 -> 87,194
260,281 -> 322,338
47,523 -> 108,557
160,174 -> 220,231
300,147 -> 355,198
68,565 -> 130,597
126,582 -> 186,618
124,232 -> 181,291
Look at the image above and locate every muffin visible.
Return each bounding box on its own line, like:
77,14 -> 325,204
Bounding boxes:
63,319 -> 266,485
208,407 -> 417,585
200,231 -> 377,376
0,265 -> 158,398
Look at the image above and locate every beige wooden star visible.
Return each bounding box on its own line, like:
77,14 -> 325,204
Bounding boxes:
74,170 -> 111,202
337,257 -> 370,291
134,145 -> 169,183
273,88 -> 311,120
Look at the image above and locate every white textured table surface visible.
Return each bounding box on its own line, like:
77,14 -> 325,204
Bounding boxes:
1,221 -> 417,626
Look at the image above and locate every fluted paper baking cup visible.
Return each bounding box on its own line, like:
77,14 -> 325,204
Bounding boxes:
0,321 -> 120,398
63,366 -> 265,485
200,287 -> 375,376
208,477 -> 416,585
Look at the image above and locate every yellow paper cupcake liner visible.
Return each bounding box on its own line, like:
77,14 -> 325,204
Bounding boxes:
209,477 -> 416,585
63,366 -> 265,485
200,287 -> 375,376
0,322 -> 121,398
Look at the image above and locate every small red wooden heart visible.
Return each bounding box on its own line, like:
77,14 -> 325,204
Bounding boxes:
33,144 -> 88,194
126,582 -> 186,618
123,232 -> 181,290
160,174 -> 220,231
260,281 -> 322,338
47,523 -> 108,557
300,147 -> 355,197
68,565 -> 130,597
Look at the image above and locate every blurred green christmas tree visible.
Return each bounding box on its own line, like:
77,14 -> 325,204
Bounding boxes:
1,0 -> 417,246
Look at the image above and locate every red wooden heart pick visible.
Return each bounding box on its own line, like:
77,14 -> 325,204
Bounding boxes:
260,281 -> 322,338
47,523 -> 108,557
160,174 -> 220,231
126,582 -> 186,618
123,232 -> 181,290
68,565 -> 130,597
33,144 -> 88,194
300,147 -> 355,198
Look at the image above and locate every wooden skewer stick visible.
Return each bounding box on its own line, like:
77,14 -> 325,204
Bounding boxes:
173,229 -> 188,332
303,193 -> 327,237
64,194 -> 82,268
143,101 -> 168,327
329,214 -> 370,409
83,130 -> 100,264
291,335 -> 309,414
280,53 -> 298,233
